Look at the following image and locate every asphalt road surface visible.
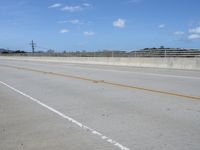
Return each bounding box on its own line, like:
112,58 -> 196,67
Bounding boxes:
0,58 -> 200,150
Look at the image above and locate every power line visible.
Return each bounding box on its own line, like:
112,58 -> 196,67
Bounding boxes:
36,46 -> 51,50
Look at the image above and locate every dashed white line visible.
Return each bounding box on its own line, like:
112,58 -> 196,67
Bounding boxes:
0,80 -> 130,150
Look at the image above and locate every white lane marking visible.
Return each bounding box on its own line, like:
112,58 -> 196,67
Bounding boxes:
0,80 -> 130,150
54,65 -> 200,80
51,63 -> 200,80
2,61 -> 200,81
7,62 -> 200,80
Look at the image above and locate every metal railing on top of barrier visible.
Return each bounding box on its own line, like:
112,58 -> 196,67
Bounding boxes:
1,49 -> 200,57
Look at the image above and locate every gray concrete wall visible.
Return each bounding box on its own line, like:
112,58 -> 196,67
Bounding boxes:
0,56 -> 200,70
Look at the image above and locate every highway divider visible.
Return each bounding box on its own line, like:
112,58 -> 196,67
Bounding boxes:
0,56 -> 200,70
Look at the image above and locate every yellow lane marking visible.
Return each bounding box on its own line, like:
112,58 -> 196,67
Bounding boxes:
1,64 -> 200,101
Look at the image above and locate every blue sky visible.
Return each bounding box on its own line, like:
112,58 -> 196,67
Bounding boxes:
0,0 -> 200,52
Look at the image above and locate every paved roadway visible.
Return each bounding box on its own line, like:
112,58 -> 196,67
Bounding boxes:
0,58 -> 200,150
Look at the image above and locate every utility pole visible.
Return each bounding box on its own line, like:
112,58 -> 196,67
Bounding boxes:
30,40 -> 36,53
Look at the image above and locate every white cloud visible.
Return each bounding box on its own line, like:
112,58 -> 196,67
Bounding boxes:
128,0 -> 141,3
83,31 -> 95,36
57,21 -> 68,24
82,3 -> 91,7
61,3 -> 92,12
113,19 -> 126,28
68,19 -> 81,24
189,26 -> 200,34
159,24 -> 165,29
58,19 -> 83,25
188,34 -> 200,40
61,5 -> 82,12
49,3 -> 62,8
60,29 -> 69,33
174,31 -> 185,36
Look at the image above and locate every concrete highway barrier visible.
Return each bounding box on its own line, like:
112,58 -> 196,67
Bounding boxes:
0,56 -> 200,70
